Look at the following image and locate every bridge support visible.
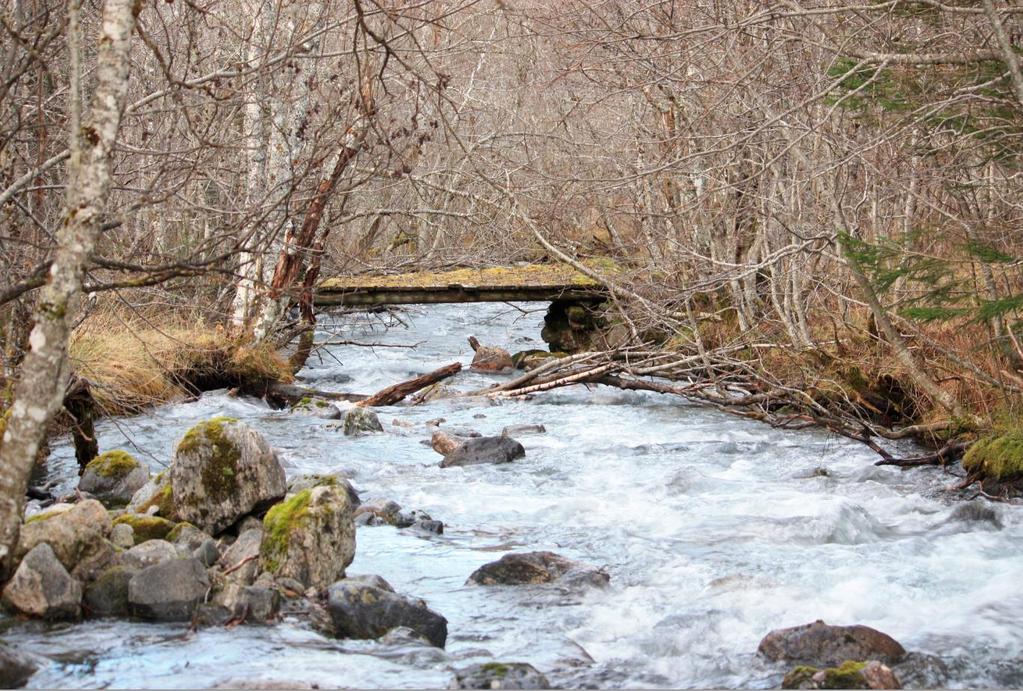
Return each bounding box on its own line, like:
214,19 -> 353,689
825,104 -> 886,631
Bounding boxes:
540,299 -> 612,353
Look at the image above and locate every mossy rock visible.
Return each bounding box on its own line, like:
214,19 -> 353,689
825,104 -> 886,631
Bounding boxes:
79,450 -> 150,508
963,431 -> 1023,482
172,417 -> 286,535
112,514 -> 176,544
782,660 -> 901,690
259,484 -> 355,589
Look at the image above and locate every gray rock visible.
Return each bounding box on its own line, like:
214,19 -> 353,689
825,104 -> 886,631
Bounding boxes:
219,529 -> 262,584
467,551 -> 609,588
451,662 -> 550,689
343,408 -> 383,436
69,537 -> 117,583
501,424 -> 547,437
237,515 -> 264,534
0,642 -> 37,689
116,539 -> 180,570
293,398 -> 342,420
440,436 -> 525,468
172,418 -> 287,535
193,539 -> 221,568
890,652 -> 949,689
212,583 -> 280,624
325,580 -> 448,648
354,498 -> 402,526
287,473 -> 361,508
110,523 -> 135,549
83,565 -> 138,617
758,620 -> 907,667
168,523 -> 211,551
2,543 -> 82,620
948,502 -> 1002,529
16,499 -> 111,571
129,557 -> 210,621
259,484 -> 355,589
126,471 -> 173,517
343,573 -> 395,592
78,451 -> 150,508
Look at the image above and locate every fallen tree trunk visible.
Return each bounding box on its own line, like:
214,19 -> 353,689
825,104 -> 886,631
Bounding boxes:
265,382 -> 368,408
358,362 -> 462,407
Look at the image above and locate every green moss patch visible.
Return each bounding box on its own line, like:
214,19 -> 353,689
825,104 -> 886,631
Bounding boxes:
177,417 -> 241,501
24,507 -> 67,525
138,483 -> 176,519
112,513 -> 176,544
85,449 -> 141,478
260,490 -> 312,574
165,521 -> 198,543
480,663 -> 510,678
963,430 -> 1023,481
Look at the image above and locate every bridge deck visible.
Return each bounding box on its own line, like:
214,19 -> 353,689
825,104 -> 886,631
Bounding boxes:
316,262 -> 612,307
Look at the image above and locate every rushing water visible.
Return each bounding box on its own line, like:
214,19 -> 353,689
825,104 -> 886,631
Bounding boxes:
4,303 -> 1023,689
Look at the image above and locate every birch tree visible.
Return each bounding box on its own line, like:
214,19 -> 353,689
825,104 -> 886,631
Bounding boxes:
0,0 -> 138,578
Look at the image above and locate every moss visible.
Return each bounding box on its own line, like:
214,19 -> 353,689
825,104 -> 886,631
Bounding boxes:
962,430 -> 1023,481
112,513 -> 176,544
782,666 -> 820,690
85,449 -> 140,478
819,660 -> 868,689
480,663 -> 510,678
319,259 -> 620,292
138,483 -> 176,519
24,508 -> 66,525
260,490 -> 312,574
177,417 -> 241,501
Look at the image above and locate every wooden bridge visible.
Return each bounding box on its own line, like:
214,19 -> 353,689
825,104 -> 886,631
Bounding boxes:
315,262 -> 613,308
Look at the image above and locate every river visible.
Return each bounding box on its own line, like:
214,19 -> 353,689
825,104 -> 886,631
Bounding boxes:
4,303 -> 1022,688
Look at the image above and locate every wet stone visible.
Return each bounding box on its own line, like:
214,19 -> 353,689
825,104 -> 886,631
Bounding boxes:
758,621 -> 906,667
325,580 -> 448,648
450,662 -> 551,690
128,557 -> 210,621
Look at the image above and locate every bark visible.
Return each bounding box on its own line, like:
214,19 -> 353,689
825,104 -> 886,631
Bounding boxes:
357,362 -> 462,407
0,0 -> 138,579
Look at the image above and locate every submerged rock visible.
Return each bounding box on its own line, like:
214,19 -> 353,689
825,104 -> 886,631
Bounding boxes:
758,621 -> 906,667
451,662 -> 551,690
325,579 -> 448,648
890,652 -> 949,689
259,484 -> 355,589
948,502 -> 1002,529
172,417 -> 286,535
83,565 -> 138,617
468,336 -> 514,372
782,660 -> 901,689
466,551 -> 609,588
78,450 -> 150,508
343,407 -> 383,436
17,499 -> 111,571
0,642 -> 37,689
128,557 -> 210,621
439,436 -> 525,468
1,543 -> 82,620
501,424 -> 547,437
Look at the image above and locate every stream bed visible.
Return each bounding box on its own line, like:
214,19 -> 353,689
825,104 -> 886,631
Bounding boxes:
4,302 -> 1023,688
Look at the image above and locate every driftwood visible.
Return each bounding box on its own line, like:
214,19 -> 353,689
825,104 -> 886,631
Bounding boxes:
357,362 -> 462,407
265,382 -> 368,408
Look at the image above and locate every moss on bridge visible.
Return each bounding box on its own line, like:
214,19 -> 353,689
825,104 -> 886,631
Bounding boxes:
319,259 -> 619,292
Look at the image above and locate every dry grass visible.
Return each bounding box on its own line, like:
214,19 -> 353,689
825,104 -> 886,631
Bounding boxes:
69,310 -> 292,416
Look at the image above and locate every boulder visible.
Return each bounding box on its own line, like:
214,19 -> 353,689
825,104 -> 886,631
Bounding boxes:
450,662 -> 551,690
292,397 -> 342,420
172,417 -> 286,535
193,539 -> 221,567
325,580 -> 448,648
69,538 -> 117,583
83,565 -> 138,617
211,583 -> 281,624
948,502 -> 1002,529
127,471 -> 176,519
439,436 -> 525,468
115,539 -> 180,570
758,621 -> 906,667
78,450 -> 150,508
2,543 -> 82,620
260,484 -> 355,589
467,551 -> 609,588
782,660 -> 901,689
343,408 -> 383,436
219,528 -> 263,585
468,336 -> 514,372
167,522 -> 212,551
128,557 -> 210,621
0,642 -> 37,689
111,514 -> 176,544
17,499 -> 111,571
